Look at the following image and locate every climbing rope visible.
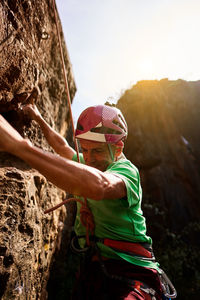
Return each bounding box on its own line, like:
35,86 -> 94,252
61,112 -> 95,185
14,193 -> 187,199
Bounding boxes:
44,197 -> 94,246
44,0 -> 95,246
52,0 -> 79,161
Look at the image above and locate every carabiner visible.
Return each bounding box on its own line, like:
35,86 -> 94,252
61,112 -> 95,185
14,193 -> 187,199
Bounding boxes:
159,269 -> 177,299
70,235 -> 90,253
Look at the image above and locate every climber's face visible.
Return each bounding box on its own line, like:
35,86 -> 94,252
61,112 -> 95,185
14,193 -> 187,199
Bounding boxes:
80,140 -> 116,171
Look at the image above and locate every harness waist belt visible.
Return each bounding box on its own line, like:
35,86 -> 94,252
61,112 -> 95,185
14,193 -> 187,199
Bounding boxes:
102,238 -> 153,258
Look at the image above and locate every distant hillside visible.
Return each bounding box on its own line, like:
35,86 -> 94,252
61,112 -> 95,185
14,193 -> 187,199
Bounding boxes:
117,79 -> 200,299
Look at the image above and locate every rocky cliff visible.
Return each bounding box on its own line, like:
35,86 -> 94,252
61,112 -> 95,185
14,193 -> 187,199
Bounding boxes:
117,79 -> 200,299
0,1 -> 76,299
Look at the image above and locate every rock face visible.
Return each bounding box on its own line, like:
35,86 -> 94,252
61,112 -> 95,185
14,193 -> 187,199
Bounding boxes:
117,79 -> 200,299
0,1 -> 76,299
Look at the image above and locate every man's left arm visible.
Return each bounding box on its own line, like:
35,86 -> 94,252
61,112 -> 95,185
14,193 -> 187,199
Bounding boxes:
22,104 -> 76,159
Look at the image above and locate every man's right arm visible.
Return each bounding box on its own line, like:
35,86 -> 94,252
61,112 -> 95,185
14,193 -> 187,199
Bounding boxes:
0,114 -> 126,200
22,104 -> 76,160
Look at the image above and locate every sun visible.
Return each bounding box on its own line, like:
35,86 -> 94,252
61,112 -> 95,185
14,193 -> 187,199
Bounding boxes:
138,59 -> 155,78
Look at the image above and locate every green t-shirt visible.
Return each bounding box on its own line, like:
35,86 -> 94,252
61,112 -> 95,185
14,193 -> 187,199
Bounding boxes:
73,153 -> 159,270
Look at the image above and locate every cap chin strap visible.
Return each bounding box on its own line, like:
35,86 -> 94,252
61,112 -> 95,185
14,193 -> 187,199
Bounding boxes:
108,144 -> 115,162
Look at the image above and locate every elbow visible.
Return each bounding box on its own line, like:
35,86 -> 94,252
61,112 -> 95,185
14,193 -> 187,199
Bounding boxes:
76,170 -> 111,201
82,175 -> 105,200
88,185 -> 105,201
87,177 -> 109,201
92,189 -> 104,201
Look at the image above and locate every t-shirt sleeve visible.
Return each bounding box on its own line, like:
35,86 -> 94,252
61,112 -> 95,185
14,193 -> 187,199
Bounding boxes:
72,153 -> 85,164
105,160 -> 142,207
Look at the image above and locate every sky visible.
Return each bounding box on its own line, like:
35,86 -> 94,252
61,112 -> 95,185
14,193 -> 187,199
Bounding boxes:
56,0 -> 200,122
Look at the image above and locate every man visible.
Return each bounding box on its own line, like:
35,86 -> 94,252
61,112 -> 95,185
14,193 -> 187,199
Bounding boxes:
0,104 -> 173,299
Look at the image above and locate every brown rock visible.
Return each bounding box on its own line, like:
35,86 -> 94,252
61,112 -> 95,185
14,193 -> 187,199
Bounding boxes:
0,1 -> 76,299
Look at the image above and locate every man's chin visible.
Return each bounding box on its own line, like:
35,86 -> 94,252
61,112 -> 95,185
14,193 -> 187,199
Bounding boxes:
87,163 -> 105,171
90,164 -> 100,170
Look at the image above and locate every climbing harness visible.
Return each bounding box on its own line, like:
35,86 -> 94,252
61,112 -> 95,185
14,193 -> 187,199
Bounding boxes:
70,235 -> 177,299
93,242 -> 157,300
71,237 -> 158,299
70,236 -> 158,298
70,235 -> 155,259
101,238 -> 155,260
71,235 -> 175,298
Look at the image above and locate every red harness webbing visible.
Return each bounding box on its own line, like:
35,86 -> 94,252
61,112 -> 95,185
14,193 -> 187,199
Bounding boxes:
103,238 -> 153,258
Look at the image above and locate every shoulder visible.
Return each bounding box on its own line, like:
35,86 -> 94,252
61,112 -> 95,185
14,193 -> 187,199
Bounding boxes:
106,158 -> 141,206
106,158 -> 139,180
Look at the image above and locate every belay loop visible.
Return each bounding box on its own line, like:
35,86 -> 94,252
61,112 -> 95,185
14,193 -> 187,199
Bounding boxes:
44,0 -> 95,246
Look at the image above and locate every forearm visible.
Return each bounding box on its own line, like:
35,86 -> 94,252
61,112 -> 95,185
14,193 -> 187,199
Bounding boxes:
17,140 -> 104,199
34,115 -> 75,158
35,115 -> 66,148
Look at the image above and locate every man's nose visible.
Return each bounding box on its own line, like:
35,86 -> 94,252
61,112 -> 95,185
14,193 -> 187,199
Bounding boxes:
86,151 -> 95,163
